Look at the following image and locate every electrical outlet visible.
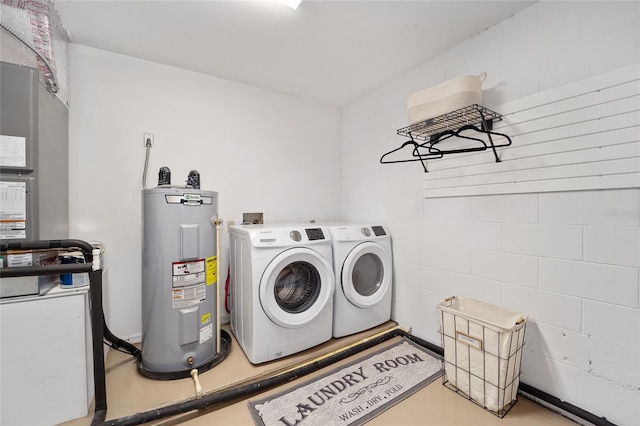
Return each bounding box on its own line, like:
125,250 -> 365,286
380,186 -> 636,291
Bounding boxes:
227,220 -> 235,231
143,133 -> 154,147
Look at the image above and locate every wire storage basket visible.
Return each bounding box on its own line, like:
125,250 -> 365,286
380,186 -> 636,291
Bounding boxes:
437,296 -> 528,417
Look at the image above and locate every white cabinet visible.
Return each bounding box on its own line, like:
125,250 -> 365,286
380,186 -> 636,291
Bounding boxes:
0,286 -> 92,426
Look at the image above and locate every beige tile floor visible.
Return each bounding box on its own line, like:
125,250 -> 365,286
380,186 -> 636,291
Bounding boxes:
65,322 -> 578,426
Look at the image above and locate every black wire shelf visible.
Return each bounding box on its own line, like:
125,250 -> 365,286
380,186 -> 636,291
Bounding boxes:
381,104 -> 512,173
397,104 -> 503,141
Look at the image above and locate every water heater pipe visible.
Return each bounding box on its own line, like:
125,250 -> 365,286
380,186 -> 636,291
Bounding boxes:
190,369 -> 202,398
214,217 -> 223,353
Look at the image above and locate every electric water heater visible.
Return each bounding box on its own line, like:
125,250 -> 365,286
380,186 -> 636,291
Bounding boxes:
141,186 -> 218,378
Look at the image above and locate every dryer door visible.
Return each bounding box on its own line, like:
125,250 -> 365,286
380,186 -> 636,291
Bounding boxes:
341,241 -> 391,308
259,247 -> 334,328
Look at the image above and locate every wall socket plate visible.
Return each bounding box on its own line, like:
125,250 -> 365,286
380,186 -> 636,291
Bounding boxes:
143,133 -> 154,147
243,212 -> 264,224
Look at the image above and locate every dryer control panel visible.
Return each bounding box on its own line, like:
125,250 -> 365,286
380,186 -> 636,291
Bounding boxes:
372,225 -> 387,236
305,228 -> 326,241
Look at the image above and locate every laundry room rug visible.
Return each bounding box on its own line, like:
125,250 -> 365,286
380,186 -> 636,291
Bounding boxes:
248,338 -> 442,426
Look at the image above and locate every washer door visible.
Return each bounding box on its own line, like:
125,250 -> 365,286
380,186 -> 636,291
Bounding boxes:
341,242 -> 391,308
259,247 -> 334,328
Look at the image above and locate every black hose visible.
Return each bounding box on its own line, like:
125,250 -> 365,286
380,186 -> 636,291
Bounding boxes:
1,239 -> 94,262
89,268 -> 108,417
518,383 -> 615,426
402,332 -> 444,356
0,262 -> 92,277
95,321 -> 609,426
103,328 -> 400,426
103,312 -> 141,358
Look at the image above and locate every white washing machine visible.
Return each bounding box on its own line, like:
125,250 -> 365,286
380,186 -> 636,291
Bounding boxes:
327,224 -> 393,338
229,224 -> 335,364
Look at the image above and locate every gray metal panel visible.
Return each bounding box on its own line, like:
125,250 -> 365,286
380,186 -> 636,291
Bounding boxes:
0,61 -> 68,241
180,224 -> 199,260
0,62 -> 35,172
36,80 -> 68,239
180,308 -> 199,345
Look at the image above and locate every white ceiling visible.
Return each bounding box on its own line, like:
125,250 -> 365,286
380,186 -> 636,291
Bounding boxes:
54,0 -> 535,107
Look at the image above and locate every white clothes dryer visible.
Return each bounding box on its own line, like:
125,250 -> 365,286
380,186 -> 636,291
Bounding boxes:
327,224 -> 393,338
229,224 -> 335,364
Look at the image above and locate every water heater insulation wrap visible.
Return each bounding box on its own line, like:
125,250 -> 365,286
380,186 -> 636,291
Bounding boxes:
141,187 -> 218,374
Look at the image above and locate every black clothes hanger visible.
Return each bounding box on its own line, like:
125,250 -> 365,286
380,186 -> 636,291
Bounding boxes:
457,123 -> 512,144
424,122 -> 512,161
380,140 -> 443,172
426,127 -> 488,155
456,122 -> 513,161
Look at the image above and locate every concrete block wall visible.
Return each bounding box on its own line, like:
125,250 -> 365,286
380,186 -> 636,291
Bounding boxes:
341,2 -> 639,424
392,193 -> 640,426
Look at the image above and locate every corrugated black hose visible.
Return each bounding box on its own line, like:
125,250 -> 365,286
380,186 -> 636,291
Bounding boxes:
102,313 -> 140,358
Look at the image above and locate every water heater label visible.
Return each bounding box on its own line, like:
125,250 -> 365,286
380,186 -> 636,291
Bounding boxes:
200,323 -> 213,343
206,256 -> 217,285
172,284 -> 206,309
172,259 -> 206,308
172,259 -> 206,279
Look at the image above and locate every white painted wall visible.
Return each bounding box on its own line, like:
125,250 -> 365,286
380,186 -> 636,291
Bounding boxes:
67,45 -> 341,340
341,2 -> 639,425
